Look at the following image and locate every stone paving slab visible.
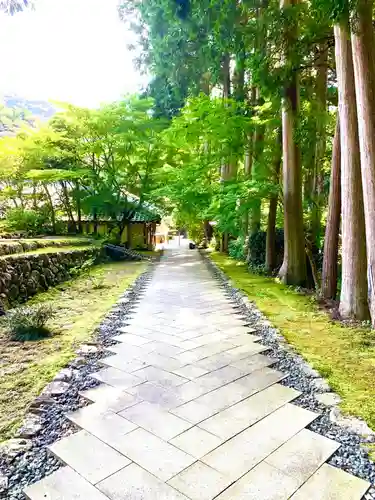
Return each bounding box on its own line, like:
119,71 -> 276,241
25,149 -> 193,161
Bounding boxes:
79,385 -> 142,412
67,405 -> 138,449
198,383 -> 300,440
201,403 -> 318,481
131,365 -> 188,388
112,333 -> 152,346
168,461 -> 231,500
195,343 -> 270,371
97,463 -> 190,500
112,427 -> 196,481
91,367 -> 144,390
99,355 -> 148,373
135,351 -> 186,371
143,340 -> 184,356
171,367 -> 286,424
24,466 -> 109,500
216,461 -> 301,500
265,428 -> 340,484
230,352 -> 275,371
49,430 -> 130,484
24,246 -> 370,499
127,381 -> 186,409
105,343 -> 150,358
119,401 -> 193,440
172,363 -> 210,379
291,463 -> 370,499
169,425 -> 223,459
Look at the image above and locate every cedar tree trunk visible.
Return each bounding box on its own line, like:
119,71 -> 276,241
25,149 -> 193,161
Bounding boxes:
278,0 -> 307,286
334,21 -> 369,319
266,129 -> 282,273
351,0 -> 375,326
311,43 -> 328,246
322,118 -> 341,300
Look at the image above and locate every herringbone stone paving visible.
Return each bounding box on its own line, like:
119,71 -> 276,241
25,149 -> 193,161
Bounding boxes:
24,244 -> 370,500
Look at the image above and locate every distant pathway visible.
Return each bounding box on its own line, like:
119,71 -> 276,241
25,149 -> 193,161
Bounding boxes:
25,245 -> 370,499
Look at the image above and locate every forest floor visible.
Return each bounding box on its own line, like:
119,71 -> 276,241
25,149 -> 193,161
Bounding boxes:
210,252 -> 375,432
0,260 -> 147,442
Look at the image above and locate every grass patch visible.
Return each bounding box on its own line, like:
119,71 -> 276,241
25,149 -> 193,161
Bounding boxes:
0,260 -> 147,441
210,252 -> 375,430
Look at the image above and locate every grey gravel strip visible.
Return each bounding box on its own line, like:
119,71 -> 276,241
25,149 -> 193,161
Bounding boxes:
201,251 -> 375,500
0,261 -> 157,500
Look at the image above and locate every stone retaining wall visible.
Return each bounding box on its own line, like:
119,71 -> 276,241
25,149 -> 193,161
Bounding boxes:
0,248 -> 102,307
0,238 -> 92,256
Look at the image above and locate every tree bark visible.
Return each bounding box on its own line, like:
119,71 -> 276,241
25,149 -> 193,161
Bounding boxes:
233,54 -> 245,103
203,220 -> 213,242
75,182 -> 82,234
266,129 -> 282,273
278,0 -> 307,286
243,87 -> 257,235
222,53 -> 231,100
322,118 -> 341,300
93,209 -> 98,236
351,0 -> 375,326
250,88 -> 264,236
60,181 -> 76,230
310,43 -> 328,247
249,7 -> 266,238
43,184 -> 57,235
220,52 -> 232,252
221,52 -> 231,182
32,183 -> 38,210
334,21 -> 369,320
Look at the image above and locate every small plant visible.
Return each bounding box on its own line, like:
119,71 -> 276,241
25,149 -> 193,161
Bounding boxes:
89,275 -> 108,290
70,257 -> 96,278
2,304 -> 55,341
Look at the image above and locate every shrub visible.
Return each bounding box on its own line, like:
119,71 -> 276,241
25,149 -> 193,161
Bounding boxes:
247,229 -> 285,267
228,236 -> 246,261
2,304 -> 54,341
3,208 -> 50,236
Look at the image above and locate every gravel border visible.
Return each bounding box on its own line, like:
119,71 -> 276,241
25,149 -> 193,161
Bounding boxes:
201,250 -> 375,499
0,260 -> 157,500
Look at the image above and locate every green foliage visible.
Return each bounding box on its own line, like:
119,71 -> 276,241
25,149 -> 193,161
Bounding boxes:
2,304 -> 54,341
0,96 -> 166,236
152,94 -> 256,237
228,236 -> 246,261
69,256 -> 97,279
3,208 -> 51,235
106,227 -> 121,245
248,230 -> 285,268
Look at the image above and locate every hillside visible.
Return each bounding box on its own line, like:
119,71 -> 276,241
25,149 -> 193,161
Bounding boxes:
0,95 -> 56,136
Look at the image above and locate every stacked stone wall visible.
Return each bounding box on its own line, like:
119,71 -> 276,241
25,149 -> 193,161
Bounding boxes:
0,248 -> 101,307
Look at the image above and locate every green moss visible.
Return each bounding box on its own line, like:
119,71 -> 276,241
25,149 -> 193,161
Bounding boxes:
0,260 -> 147,441
210,252 -> 375,430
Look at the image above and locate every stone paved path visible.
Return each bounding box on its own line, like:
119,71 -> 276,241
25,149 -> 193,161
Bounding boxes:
24,246 -> 370,499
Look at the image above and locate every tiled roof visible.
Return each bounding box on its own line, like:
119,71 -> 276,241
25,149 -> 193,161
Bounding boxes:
130,208 -> 160,223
